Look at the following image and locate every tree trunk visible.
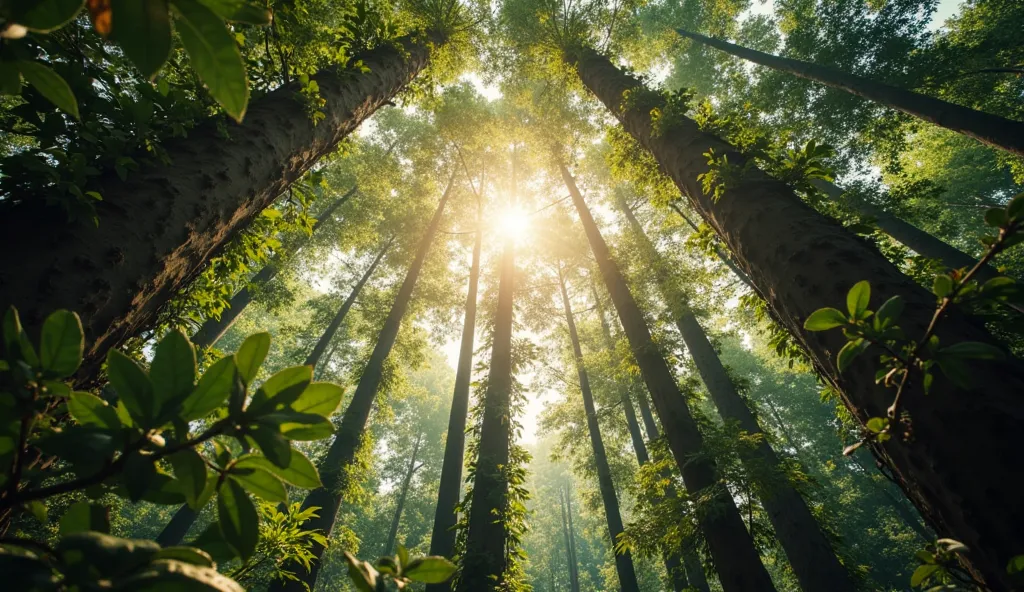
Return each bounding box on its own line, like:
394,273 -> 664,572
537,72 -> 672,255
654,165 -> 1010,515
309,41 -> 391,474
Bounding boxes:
557,267 -> 641,592
427,203 -> 483,591
674,28 -> 1024,158
303,238 -> 392,367
617,198 -> 854,591
384,433 -> 423,556
268,172 -> 455,592
560,160 -> 776,591
568,45 -> 1024,588
0,34 -> 443,384
559,487 -> 581,592
564,486 -> 582,592
191,185 -> 358,348
155,504 -> 197,547
457,229 -> 516,592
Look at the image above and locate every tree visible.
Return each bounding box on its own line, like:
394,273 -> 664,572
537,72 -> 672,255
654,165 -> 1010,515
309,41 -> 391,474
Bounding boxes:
564,44 -> 1024,587
560,159 -> 777,591
383,433 -> 425,556
556,263 -> 641,592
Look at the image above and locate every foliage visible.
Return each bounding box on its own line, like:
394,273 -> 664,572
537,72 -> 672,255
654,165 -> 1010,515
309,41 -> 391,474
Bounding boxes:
343,544 -> 457,590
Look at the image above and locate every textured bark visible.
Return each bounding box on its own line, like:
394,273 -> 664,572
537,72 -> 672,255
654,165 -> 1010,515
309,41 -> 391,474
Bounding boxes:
457,232 -> 515,592
303,239 -> 391,367
674,29 -> 1024,158
559,488 -> 582,592
155,504 -> 197,547
269,174 -> 454,592
570,45 -> 1024,588
0,34 -> 441,383
426,205 -> 482,591
561,161 -> 776,591
558,268 -> 641,592
191,185 -> 358,348
618,199 -> 854,590
384,433 -> 422,556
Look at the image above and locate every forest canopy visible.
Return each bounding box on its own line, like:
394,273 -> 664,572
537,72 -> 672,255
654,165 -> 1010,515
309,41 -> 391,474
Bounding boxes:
1,0 -> 1023,591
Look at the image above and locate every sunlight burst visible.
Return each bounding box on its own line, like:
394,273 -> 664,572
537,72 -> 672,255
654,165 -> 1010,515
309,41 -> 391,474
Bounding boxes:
497,205 -> 531,240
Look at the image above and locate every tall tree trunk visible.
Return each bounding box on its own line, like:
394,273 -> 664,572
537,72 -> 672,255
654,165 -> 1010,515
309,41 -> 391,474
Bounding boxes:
559,487 -> 581,592
384,433 -> 423,556
564,485 -> 582,592
567,45 -> 1024,588
191,185 -> 358,348
303,239 -> 392,367
457,230 -> 516,592
557,267 -> 641,592
617,198 -> 854,591
427,203 -> 483,590
560,161 -> 776,591
269,172 -> 455,592
0,33 -> 444,384
673,29 -> 1024,158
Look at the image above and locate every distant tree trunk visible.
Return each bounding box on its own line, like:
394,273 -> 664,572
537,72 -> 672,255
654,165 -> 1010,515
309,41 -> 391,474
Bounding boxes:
567,45 -> 1024,588
557,267 -> 641,592
191,185 -> 358,348
0,33 -> 444,385
560,160 -> 776,591
559,487 -> 581,592
457,230 -> 516,592
847,453 -> 933,542
427,202 -> 482,591
303,239 -> 392,367
673,28 -> 1024,158
155,505 -> 196,547
269,171 -> 455,592
564,485 -> 582,592
617,198 -> 855,591
384,433 -> 423,556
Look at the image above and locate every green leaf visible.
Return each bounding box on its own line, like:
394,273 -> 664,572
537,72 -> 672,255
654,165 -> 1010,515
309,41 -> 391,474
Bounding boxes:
25,500 -> 48,524
122,453 -> 158,502
171,0 -> 249,121
152,546 -> 215,568
397,544 -> 409,569
846,281 -> 870,318
936,355 -> 973,389
151,330 -> 197,408
932,274 -> 953,299
39,310 -> 83,378
984,207 -> 1008,228
1008,194 -> 1024,221
246,424 -> 292,467
865,417 -> 888,433
229,467 -> 287,503
0,63 -> 21,95
107,350 -> 155,424
217,478 -> 259,560
247,365 -> 312,415
289,382 -> 343,418
181,355 -> 236,421
803,307 -> 847,331
197,0 -> 272,24
874,295 -> 904,329
344,552 -> 380,592
59,501 -> 110,536
939,341 -> 1005,361
168,449 -> 208,509
16,61 -> 79,120
2,307 -> 38,366
12,0 -> 84,32
837,338 -> 869,373
911,563 -> 940,587
1008,554 -> 1024,575
234,332 -> 270,385
277,416 -> 334,441
234,450 -> 321,488
404,556 -> 458,584
119,557 -> 244,591
111,0 -> 172,79
68,391 -> 121,430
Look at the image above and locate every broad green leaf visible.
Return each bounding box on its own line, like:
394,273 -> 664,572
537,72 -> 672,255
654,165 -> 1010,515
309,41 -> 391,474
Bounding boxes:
0,63 -> 21,95
106,350 -> 155,424
16,61 -> 79,119
865,417 -> 888,433
118,557 -> 244,591
940,341 -> 1005,361
229,467 -> 286,503
152,546 -> 215,568
197,0 -> 272,24
404,556 -> 457,584
803,307 -> 846,331
845,280 -> 870,317
278,416 -> 335,441
932,274 -> 953,299
59,501 -> 110,536
234,450 -> 321,488
344,552 -> 380,592
168,448 -> 208,509
936,355 -> 972,389
217,478 -> 259,560
122,453 -> 158,502
836,338 -> 868,373
171,0 -> 249,121
68,391 -> 121,430
397,544 -> 409,569
1008,554 -> 1024,575
151,330 -> 197,408
234,332 -> 270,384
246,424 -> 292,467
984,207 -> 1008,228
3,307 -> 38,367
39,309 -> 83,377
874,295 -> 904,329
111,0 -> 172,79
248,365 -> 312,415
290,382 -> 344,417
1008,194 -> 1024,221
13,0 -> 84,32
181,355 -> 236,421
911,564 -> 940,587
